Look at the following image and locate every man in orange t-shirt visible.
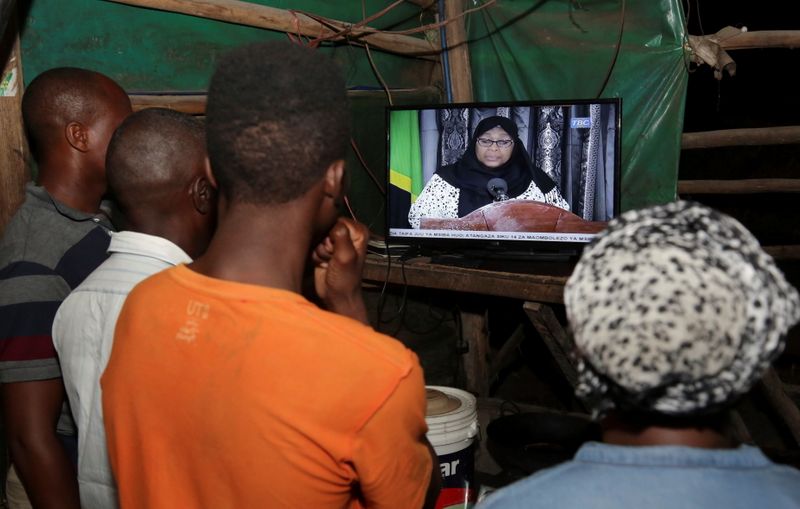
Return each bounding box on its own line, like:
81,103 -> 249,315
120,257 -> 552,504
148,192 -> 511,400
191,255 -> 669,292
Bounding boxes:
100,41 -> 440,508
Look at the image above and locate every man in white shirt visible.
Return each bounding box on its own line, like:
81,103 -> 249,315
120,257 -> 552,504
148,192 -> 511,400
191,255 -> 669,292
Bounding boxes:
52,108 -> 216,509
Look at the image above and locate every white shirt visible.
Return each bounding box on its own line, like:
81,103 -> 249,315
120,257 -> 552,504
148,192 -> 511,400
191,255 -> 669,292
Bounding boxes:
408,174 -> 570,229
53,231 -> 192,509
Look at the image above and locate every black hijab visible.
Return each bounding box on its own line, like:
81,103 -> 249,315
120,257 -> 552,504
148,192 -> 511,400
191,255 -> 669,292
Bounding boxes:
437,115 -> 557,217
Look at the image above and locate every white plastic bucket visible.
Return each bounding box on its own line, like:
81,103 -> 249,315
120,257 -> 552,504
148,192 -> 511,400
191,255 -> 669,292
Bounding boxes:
425,386 -> 479,509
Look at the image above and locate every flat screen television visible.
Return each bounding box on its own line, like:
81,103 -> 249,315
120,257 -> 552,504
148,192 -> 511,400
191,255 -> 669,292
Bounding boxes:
385,98 -> 621,262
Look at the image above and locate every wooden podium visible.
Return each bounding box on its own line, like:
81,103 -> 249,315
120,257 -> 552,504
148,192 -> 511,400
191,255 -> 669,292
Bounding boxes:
420,200 -> 606,233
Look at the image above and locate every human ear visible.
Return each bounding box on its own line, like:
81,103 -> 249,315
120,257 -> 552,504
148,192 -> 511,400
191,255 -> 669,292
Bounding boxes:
322,159 -> 345,202
191,159 -> 216,215
65,122 -> 89,152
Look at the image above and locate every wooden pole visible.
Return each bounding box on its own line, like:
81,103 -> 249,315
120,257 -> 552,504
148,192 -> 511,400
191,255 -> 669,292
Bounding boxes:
0,0 -> 16,44
0,11 -> 27,235
461,308 -> 490,396
442,0 -> 473,102
759,368 -> 800,446
763,245 -> 800,261
131,94 -> 207,114
129,86 -> 441,115
682,126 -> 800,150
677,179 -> 800,195
523,302 -> 578,388
719,30 -> 800,50
106,0 -> 437,57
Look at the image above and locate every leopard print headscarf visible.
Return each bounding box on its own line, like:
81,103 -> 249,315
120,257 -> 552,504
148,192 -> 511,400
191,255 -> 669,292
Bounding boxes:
564,201 -> 800,416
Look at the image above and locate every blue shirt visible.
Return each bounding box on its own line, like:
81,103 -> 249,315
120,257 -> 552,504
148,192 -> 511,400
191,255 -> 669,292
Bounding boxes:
478,442 -> 800,509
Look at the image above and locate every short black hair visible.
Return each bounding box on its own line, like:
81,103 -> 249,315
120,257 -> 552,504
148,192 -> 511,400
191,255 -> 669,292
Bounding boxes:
106,108 -> 205,213
205,41 -> 350,205
22,67 -> 123,160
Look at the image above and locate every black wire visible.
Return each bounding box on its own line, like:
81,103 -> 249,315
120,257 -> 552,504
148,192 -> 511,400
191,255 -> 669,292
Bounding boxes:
374,242 -> 393,331
596,0 -> 626,98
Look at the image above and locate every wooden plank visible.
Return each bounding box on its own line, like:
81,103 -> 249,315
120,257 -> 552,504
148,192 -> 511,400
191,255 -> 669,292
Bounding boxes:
0,12 -> 27,235
362,256 -> 569,304
678,179 -> 800,195
719,30 -> 800,50
129,86 -> 441,115
759,368 -> 800,446
681,126 -> 800,150
442,0 -> 473,102
130,94 -> 207,114
460,308 -> 490,396
522,302 -> 577,387
107,0 -> 437,57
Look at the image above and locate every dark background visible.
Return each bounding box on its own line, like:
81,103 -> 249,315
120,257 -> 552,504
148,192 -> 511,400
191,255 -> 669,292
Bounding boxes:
680,0 -> 800,251
679,1 -> 800,372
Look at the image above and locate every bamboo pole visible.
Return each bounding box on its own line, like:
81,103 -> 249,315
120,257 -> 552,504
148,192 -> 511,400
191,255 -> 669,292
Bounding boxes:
678,179 -> 800,195
106,0 -> 437,57
682,126 -> 800,150
443,0 -> 473,102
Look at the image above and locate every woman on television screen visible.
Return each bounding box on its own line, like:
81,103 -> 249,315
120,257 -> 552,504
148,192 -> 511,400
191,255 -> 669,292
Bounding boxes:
408,115 -> 569,229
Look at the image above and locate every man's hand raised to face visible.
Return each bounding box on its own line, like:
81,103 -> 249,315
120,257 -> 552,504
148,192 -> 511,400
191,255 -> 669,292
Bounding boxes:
312,218 -> 369,324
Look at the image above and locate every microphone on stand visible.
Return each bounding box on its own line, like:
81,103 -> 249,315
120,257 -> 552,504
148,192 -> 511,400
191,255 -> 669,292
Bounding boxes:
487,178 -> 509,202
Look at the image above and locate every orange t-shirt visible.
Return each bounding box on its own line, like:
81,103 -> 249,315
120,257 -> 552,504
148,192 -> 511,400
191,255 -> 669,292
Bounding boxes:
101,265 -> 432,509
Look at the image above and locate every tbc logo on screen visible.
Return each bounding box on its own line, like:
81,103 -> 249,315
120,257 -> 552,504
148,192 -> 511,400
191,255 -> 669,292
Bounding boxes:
570,117 -> 592,129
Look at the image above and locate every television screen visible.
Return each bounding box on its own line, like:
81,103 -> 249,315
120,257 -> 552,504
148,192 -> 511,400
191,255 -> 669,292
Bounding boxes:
386,99 -> 621,256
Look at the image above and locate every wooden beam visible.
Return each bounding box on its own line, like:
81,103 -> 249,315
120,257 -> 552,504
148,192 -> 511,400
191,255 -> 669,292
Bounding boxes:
461,308 -> 490,396
0,0 -> 16,43
678,179 -> 800,195
759,368 -> 800,446
106,0 -> 437,57
131,94 -> 207,114
129,86 -> 441,115
0,12 -> 27,235
523,302 -> 578,388
682,126 -> 800,150
442,0 -> 473,102
719,30 -> 800,50
763,245 -> 800,261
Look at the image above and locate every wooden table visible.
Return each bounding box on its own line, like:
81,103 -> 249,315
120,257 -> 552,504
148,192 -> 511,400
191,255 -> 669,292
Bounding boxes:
363,256 -> 800,446
362,255 -> 579,396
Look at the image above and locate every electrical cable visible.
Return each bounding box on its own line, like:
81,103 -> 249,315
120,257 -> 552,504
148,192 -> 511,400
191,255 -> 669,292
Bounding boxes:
350,138 -> 386,196
595,0 -> 626,98
437,0 -> 454,103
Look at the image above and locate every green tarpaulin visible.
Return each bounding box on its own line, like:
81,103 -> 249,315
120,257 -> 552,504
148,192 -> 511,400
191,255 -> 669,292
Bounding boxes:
18,0 -> 688,228
465,0 -> 688,211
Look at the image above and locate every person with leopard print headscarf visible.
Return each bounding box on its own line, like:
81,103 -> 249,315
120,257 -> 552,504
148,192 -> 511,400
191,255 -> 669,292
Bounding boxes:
479,201 -> 800,509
